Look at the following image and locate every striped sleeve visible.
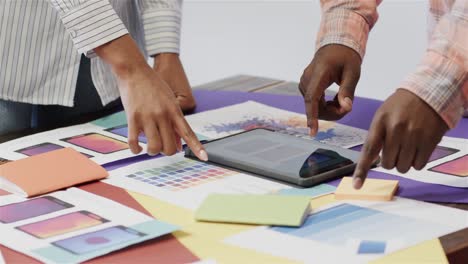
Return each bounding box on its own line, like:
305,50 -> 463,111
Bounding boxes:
400,0 -> 468,128
316,0 -> 382,59
138,0 -> 182,56
48,0 -> 129,57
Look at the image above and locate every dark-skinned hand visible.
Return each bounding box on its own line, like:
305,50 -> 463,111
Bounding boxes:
352,89 -> 449,189
299,44 -> 362,136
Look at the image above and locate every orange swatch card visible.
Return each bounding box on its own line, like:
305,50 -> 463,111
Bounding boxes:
335,177 -> 399,201
0,148 -> 108,197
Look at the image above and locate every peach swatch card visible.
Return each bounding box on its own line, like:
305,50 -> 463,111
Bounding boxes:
0,148 -> 108,197
335,177 -> 399,201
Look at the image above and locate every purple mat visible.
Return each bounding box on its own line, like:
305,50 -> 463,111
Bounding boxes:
104,90 -> 468,204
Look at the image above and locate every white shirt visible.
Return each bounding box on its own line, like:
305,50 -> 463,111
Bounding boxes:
0,0 -> 182,106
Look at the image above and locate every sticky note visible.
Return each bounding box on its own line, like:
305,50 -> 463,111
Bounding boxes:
195,194 -> 311,227
334,177 -> 398,201
0,148 -> 108,197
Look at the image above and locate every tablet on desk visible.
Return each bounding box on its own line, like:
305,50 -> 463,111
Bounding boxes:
185,128 -> 366,187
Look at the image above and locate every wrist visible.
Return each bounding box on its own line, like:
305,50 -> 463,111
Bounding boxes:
153,53 -> 180,69
94,34 -> 149,80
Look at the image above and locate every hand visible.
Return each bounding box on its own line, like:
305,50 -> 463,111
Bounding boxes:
94,35 -> 207,160
299,44 -> 361,136
352,89 -> 449,189
154,53 -> 197,113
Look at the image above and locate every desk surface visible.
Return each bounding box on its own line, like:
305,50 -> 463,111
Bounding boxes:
0,75 -> 467,263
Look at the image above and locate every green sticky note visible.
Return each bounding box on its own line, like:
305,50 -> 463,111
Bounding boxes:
195,194 -> 311,227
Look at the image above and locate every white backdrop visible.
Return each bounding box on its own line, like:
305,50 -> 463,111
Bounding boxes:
178,0 -> 428,100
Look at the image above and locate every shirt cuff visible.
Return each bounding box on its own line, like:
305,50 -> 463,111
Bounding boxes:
400,51 -> 467,129
59,0 -> 129,57
316,9 -> 371,59
142,9 -> 181,56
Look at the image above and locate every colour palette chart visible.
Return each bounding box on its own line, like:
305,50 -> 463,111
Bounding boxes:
125,159 -> 238,192
106,154 -> 288,210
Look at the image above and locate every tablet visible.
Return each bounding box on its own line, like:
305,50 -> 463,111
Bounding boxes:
185,128 -> 365,187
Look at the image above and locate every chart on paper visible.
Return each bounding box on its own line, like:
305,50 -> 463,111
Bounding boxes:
225,198 -> 468,264
185,101 -> 368,148
0,188 -> 177,264
106,154 -> 288,209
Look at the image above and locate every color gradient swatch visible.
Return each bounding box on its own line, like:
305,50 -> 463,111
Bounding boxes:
106,125 -> 147,144
0,197 -> 73,224
16,143 -> 63,156
52,226 -> 145,255
17,211 -> 108,239
429,155 -> 468,177
62,133 -> 129,154
358,240 -> 387,254
428,146 -> 459,163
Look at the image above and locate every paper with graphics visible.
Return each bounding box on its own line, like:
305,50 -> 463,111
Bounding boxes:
185,101 -> 368,148
0,188 -> 177,264
224,197 -> 468,264
0,116 -> 206,165
374,137 -> 468,187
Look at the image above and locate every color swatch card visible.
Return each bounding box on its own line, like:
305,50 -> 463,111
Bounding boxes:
195,194 -> 311,227
224,197 -> 468,263
374,137 -> 468,187
185,101 -> 368,148
0,148 -> 108,197
334,177 -> 398,201
106,153 -> 288,210
0,188 -> 178,264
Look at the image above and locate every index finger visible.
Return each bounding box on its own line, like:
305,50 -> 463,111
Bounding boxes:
303,75 -> 328,136
173,113 -> 208,161
352,118 -> 385,189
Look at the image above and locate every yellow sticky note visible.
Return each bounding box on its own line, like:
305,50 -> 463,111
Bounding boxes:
335,177 -> 398,201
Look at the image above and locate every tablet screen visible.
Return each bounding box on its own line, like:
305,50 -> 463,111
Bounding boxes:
300,149 -> 353,178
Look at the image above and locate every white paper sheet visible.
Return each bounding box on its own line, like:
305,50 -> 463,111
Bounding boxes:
224,198 -> 468,264
0,188 -> 178,264
186,101 -> 368,148
105,153 -> 289,210
374,137 -> 468,187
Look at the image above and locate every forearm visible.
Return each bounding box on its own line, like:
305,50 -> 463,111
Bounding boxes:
400,0 -> 468,128
138,0 -> 183,56
94,34 -> 148,81
48,0 -> 128,57
316,0 -> 382,59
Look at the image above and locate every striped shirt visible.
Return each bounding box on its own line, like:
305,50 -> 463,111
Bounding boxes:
0,0 -> 182,107
317,0 -> 468,128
